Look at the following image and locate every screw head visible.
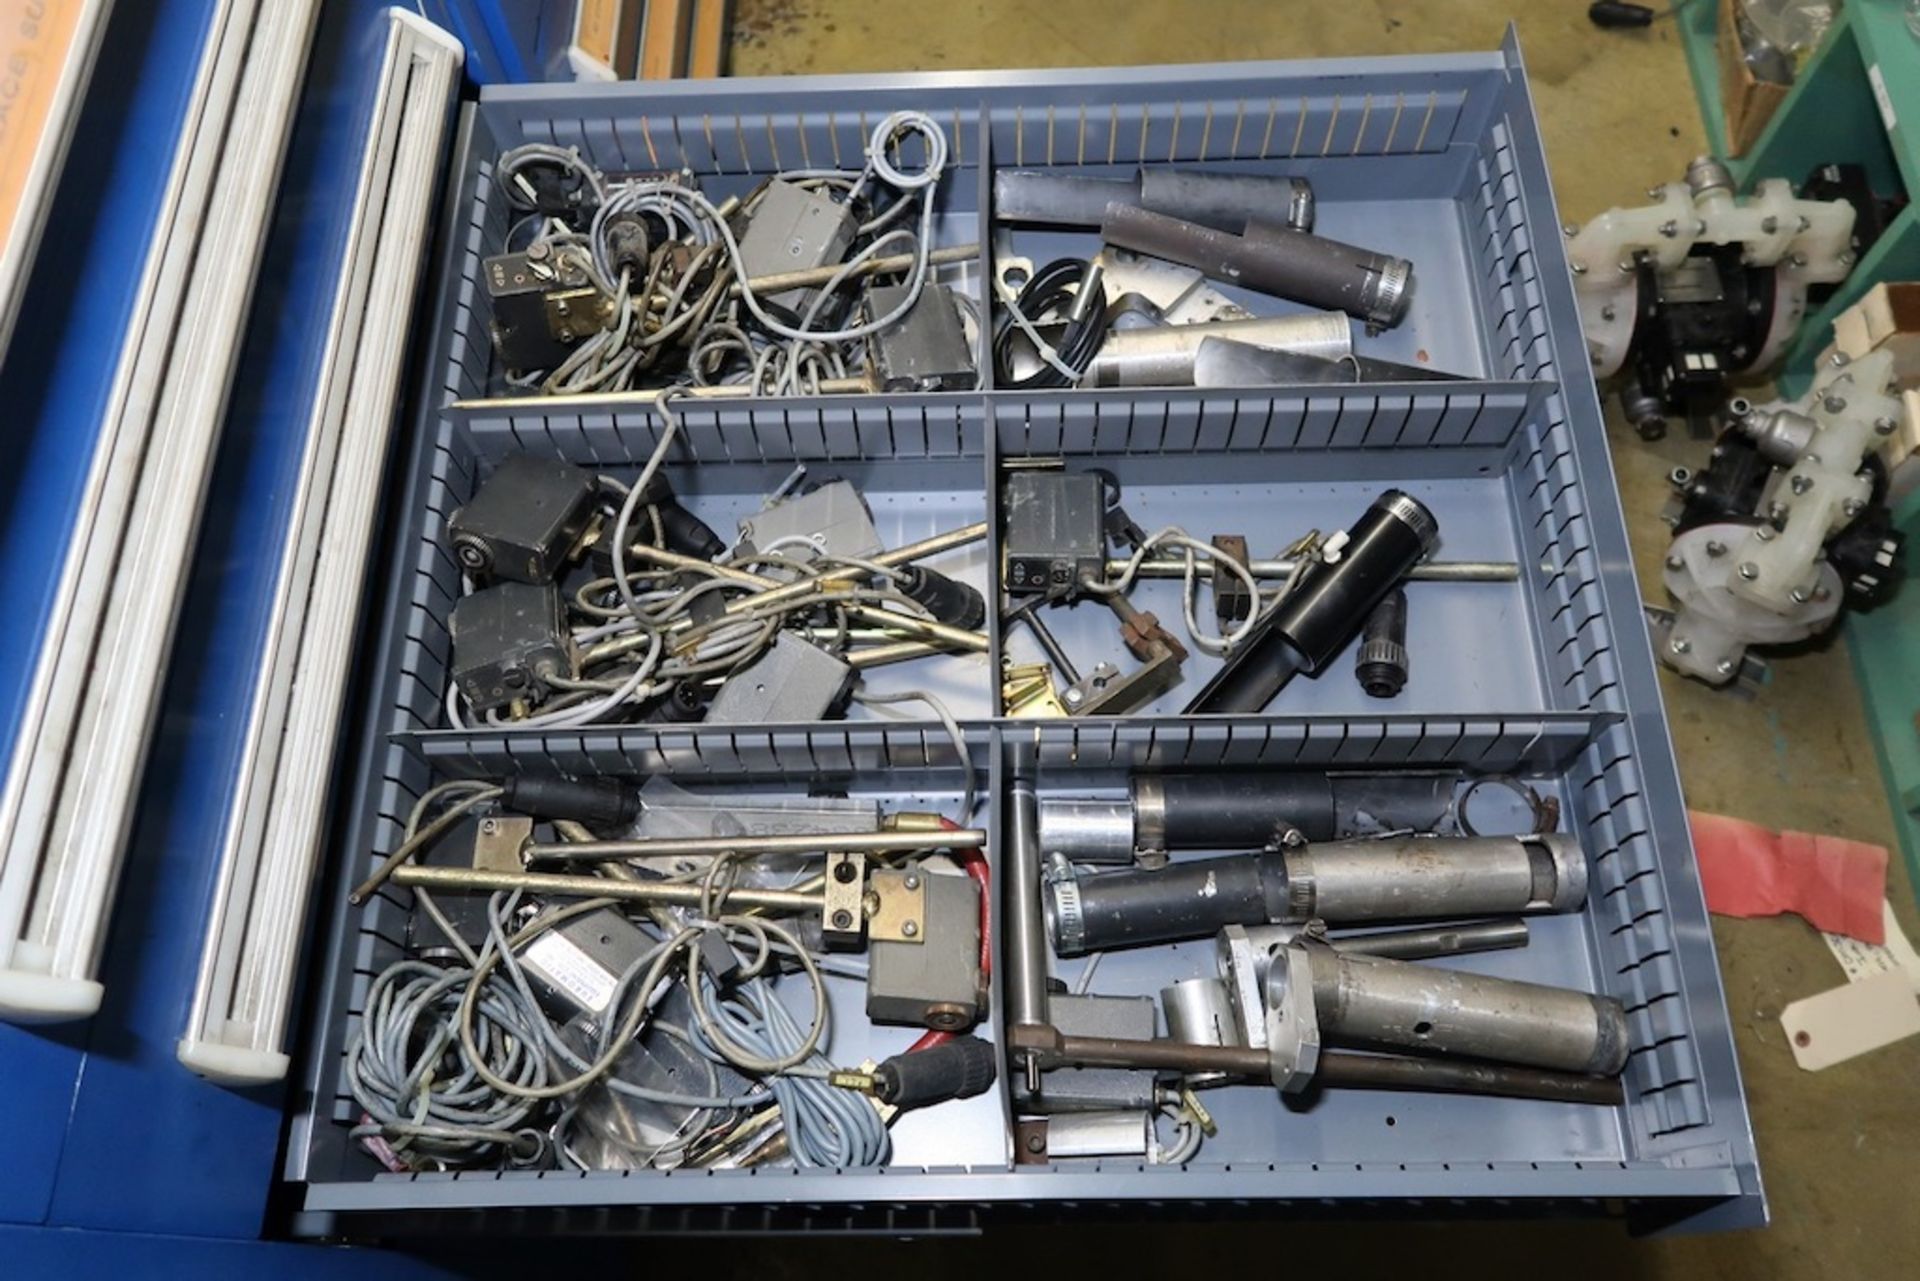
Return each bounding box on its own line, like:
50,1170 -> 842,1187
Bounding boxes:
1601,304 -> 1617,322
1790,587 -> 1809,603
1659,220 -> 1678,238
1761,216 -> 1779,234
904,873 -> 921,891
1756,526 -> 1776,541
1843,498 -> 1865,518
1063,688 -> 1083,706
1571,261 -> 1588,275
1791,474 -> 1813,495
901,920 -> 919,938
1665,554 -> 1684,571
1670,636 -> 1691,654
1823,395 -> 1847,413
1716,659 -> 1736,675
1831,351 -> 1851,367
1562,222 -> 1579,237
1706,540 -> 1727,557
1738,562 -> 1759,580
1875,416 -> 1898,435
831,909 -> 854,930
480,818 -> 498,835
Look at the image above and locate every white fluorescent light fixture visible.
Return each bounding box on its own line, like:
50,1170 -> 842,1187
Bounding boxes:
179,10 -> 462,1084
0,0 -> 115,358
0,0 -> 321,1021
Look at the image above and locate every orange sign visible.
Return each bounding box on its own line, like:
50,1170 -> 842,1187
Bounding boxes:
0,0 -> 90,260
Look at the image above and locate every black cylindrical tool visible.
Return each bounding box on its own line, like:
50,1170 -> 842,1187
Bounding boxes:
1046,833 -> 1585,956
1186,491 -> 1438,714
1102,204 -> 1412,328
897,565 -> 987,630
872,1036 -> 998,1108
1134,771 -> 1337,847
501,775 -> 639,827
1355,588 -> 1409,698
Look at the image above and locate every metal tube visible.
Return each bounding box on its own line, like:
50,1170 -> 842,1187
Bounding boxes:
1006,782 -> 1050,1045
1004,1026 -> 1623,1105
1085,313 -> 1352,387
1109,557 -> 1519,583
1037,799 -> 1136,865
1299,944 -> 1631,1076
525,827 -> 986,863
391,864 -> 822,912
452,379 -> 873,411
844,639 -> 952,669
1315,1050 -> 1624,1106
995,169 -> 1313,235
873,521 -> 989,568
736,242 -> 979,295
1313,918 -> 1529,961
1298,833 -> 1587,922
1045,834 -> 1586,955
1103,204 -> 1412,329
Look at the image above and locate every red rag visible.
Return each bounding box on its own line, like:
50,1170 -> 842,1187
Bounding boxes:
1688,810 -> 1887,943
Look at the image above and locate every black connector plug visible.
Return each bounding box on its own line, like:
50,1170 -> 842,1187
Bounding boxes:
872,1036 -> 998,1109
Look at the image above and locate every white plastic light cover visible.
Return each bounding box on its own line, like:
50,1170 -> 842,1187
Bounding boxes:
178,9 -> 462,1084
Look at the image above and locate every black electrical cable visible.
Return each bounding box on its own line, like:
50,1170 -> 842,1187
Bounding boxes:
993,258 -> 1108,388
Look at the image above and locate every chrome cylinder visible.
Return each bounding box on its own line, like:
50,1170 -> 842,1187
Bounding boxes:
1036,798 -> 1136,865
1295,833 -> 1587,922
1086,313 -> 1352,387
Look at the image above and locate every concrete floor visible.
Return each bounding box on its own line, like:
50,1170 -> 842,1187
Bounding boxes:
719,2 -> 1918,1273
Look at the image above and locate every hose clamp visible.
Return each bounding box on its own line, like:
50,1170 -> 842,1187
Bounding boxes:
1378,489 -> 1440,554
1043,856 -> 1087,956
1132,776 -> 1168,853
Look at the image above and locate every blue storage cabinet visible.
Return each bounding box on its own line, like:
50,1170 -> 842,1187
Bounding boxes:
0,12 -> 1764,1264
291,38 -> 1763,1235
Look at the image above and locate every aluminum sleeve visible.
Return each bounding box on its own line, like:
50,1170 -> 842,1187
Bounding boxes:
1300,944 -> 1630,1076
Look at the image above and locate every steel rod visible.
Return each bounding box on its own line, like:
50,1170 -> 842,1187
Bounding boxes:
391,864 -> 822,912
845,639 -> 955,668
735,242 -> 979,295
1109,557 -> 1519,582
524,827 -> 986,863
1005,1027 -> 1623,1105
1007,781 -> 1050,1099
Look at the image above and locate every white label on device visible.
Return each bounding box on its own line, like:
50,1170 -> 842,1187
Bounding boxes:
524,931 -> 617,1014
1870,64 -> 1897,134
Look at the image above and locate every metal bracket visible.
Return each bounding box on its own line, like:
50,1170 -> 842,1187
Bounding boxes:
473,815 -> 533,873
1264,942 -> 1321,1094
1003,661 -> 1067,717
866,866 -> 927,944
822,851 -> 867,949
1060,593 -> 1189,715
